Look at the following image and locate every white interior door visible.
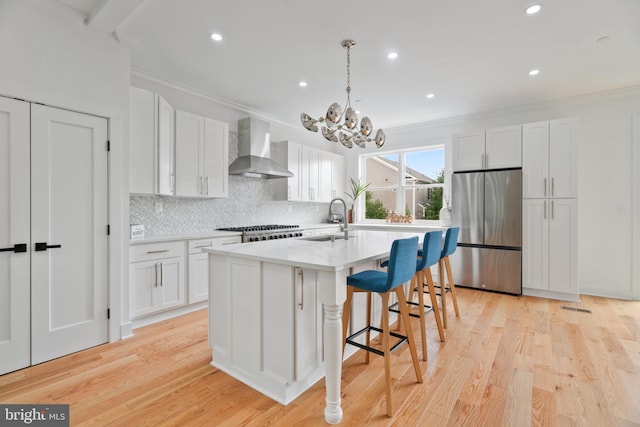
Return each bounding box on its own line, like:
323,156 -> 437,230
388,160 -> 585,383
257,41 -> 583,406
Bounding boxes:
0,97 -> 31,375
30,104 -> 108,365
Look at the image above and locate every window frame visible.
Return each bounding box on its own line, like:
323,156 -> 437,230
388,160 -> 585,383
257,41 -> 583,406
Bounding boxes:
359,145 -> 446,225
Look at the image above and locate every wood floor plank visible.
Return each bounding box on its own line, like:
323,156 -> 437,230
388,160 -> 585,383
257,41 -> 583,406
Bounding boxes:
2,289 -> 639,426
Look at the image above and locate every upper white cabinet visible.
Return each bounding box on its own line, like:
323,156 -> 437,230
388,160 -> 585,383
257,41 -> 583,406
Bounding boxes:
522,118 -> 577,199
453,125 -> 522,171
271,141 -> 344,202
129,87 -> 175,195
331,152 -> 346,200
175,110 -> 229,198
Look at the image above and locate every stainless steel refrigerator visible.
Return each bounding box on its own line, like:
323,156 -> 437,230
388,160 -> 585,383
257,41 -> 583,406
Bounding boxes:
450,168 -> 522,295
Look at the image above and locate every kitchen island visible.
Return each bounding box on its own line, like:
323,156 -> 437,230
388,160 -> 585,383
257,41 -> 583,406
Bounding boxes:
204,229 -> 424,424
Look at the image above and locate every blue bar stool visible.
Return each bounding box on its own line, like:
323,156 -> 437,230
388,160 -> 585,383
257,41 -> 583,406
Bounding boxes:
412,231 -> 446,358
341,236 -> 422,418
438,227 -> 460,329
387,231 -> 446,360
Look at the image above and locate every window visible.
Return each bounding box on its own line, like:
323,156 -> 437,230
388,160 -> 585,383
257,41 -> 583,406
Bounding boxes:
361,147 -> 445,223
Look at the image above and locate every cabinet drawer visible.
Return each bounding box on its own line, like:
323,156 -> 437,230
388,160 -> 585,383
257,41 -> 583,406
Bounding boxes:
130,241 -> 185,263
188,236 -> 241,254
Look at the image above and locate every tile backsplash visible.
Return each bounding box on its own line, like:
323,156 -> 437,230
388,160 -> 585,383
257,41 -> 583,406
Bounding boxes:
129,131 -> 329,236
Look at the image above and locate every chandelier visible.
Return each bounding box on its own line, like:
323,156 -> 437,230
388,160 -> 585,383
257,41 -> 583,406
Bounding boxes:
300,39 -> 385,149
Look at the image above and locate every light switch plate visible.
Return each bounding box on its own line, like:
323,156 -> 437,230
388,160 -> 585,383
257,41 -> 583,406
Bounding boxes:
155,201 -> 163,214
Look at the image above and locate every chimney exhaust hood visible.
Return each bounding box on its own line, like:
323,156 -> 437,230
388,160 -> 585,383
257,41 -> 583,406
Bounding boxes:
229,117 -> 293,179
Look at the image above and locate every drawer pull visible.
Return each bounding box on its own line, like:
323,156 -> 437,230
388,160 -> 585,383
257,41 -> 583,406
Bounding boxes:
195,244 -> 212,248
146,249 -> 170,254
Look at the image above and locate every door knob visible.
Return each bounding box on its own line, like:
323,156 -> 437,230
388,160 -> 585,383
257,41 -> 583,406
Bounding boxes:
35,242 -> 62,251
0,243 -> 27,253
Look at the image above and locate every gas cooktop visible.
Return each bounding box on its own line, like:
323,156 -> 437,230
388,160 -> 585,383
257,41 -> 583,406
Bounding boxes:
217,225 -> 302,242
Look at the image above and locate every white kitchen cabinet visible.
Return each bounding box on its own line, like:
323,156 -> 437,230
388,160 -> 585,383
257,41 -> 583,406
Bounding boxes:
522,198 -> 578,297
331,152 -> 346,200
270,140 -> 302,201
175,110 -> 229,198
130,241 -> 186,319
188,236 -> 241,303
453,125 -> 521,171
129,87 -> 175,195
271,141 -> 343,203
523,118 -> 577,199
302,145 -> 320,201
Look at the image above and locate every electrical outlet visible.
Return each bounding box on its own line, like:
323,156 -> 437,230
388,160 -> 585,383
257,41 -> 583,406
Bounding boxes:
155,201 -> 163,214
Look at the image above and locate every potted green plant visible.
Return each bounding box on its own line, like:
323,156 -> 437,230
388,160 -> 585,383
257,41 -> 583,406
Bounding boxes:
346,177 -> 370,223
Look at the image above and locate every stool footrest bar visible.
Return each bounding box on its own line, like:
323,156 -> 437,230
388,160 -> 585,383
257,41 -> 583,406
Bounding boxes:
345,326 -> 408,356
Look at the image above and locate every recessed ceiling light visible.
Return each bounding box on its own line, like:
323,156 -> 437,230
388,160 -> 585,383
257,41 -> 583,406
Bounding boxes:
426,93 -> 435,99
529,69 -> 540,76
298,81 -> 307,87
387,52 -> 398,60
210,33 -> 223,41
525,4 -> 542,15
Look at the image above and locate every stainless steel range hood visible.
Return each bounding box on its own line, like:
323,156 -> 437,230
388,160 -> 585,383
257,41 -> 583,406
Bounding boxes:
229,117 -> 293,179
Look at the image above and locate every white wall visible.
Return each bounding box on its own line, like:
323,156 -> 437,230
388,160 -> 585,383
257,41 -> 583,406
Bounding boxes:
344,87 -> 640,300
0,0 -> 131,339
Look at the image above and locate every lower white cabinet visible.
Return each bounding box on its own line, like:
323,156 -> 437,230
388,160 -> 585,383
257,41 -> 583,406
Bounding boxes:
523,198 -> 578,297
130,241 -> 186,319
188,236 -> 241,303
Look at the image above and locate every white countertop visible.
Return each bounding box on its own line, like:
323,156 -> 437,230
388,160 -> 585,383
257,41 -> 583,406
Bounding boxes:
203,229 -> 424,271
129,230 -> 241,245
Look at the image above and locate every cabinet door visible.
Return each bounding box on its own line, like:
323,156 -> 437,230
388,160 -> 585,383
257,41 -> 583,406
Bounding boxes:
175,110 -> 204,197
203,118 -> 229,198
295,268 -> 321,380
548,199 -> 578,294
549,118 -> 578,198
485,125 -> 522,169
288,141 -> 302,201
453,131 -> 484,171
158,256 -> 186,309
522,199 -> 549,291
319,151 -> 333,202
331,153 -> 346,200
0,96 -> 31,375
129,87 -> 156,194
157,96 -> 174,196
522,121 -> 550,198
130,260 -> 158,318
301,146 -> 320,201
188,252 -> 209,303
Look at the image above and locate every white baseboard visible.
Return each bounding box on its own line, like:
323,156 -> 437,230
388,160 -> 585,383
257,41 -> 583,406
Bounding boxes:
131,301 -> 208,330
522,287 -> 581,302
120,322 -> 134,340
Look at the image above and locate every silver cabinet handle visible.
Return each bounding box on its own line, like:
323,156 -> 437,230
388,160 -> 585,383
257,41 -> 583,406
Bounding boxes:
544,200 -> 547,219
297,268 -> 304,310
551,200 -> 554,219
195,244 -> 212,248
206,176 -> 210,196
147,249 -> 169,254
551,178 -> 555,197
544,178 -> 547,197
160,262 -> 164,286
154,263 -> 159,287
485,153 -> 488,169
200,176 -> 204,195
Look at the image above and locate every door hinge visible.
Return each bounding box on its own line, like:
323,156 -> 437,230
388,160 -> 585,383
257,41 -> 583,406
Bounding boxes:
106,140 -> 111,151
107,308 -> 110,319
107,224 -> 110,235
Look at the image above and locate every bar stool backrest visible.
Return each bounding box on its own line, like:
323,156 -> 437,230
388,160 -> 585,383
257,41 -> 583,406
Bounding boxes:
416,231 -> 442,271
385,236 -> 419,292
441,227 -> 460,258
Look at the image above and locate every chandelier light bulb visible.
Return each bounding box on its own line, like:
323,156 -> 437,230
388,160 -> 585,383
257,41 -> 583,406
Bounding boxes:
300,39 -> 385,149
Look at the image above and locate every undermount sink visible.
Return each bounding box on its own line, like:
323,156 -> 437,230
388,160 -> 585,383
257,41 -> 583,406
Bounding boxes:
300,234 -> 353,242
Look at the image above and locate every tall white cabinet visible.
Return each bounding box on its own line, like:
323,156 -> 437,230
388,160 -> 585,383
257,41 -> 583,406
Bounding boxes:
522,118 -> 578,300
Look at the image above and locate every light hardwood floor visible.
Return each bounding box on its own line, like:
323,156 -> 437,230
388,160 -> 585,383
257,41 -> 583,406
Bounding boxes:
1,288 -> 639,426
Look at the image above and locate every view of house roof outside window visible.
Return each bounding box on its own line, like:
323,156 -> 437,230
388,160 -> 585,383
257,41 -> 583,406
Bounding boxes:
363,148 -> 445,222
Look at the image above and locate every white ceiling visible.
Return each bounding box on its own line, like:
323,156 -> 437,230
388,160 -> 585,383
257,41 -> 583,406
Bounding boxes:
58,0 -> 640,130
